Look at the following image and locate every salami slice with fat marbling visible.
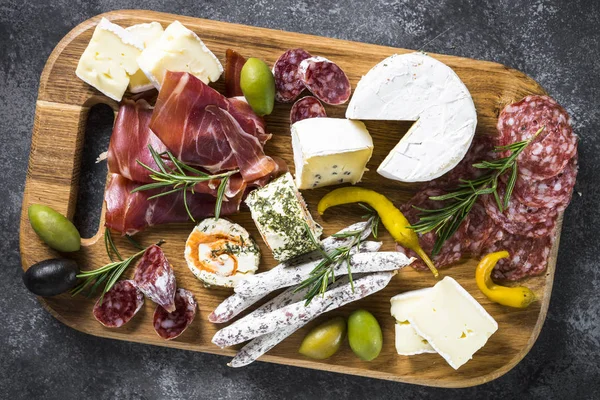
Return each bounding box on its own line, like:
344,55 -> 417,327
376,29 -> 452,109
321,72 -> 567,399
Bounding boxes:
299,56 -> 351,105
134,244 -> 176,312
290,96 -> 327,124
273,48 -> 312,103
465,201 -> 495,256
513,155 -> 578,211
496,95 -> 577,180
153,288 -> 197,340
93,280 -> 144,328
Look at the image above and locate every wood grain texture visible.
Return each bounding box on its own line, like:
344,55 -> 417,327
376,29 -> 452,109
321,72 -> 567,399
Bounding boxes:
19,9 -> 557,388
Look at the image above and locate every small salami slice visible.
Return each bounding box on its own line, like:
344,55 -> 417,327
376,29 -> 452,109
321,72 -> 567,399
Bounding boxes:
290,96 -> 327,124
513,155 -> 578,211
93,280 -> 144,328
466,201 -> 495,256
482,182 -> 558,237
487,234 -> 554,281
496,95 -> 577,180
273,48 -> 312,103
134,245 -> 176,313
153,288 -> 197,340
299,56 -> 351,105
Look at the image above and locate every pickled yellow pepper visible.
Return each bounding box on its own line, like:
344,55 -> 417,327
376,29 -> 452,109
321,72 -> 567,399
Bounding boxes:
317,187 -> 439,277
475,251 -> 535,308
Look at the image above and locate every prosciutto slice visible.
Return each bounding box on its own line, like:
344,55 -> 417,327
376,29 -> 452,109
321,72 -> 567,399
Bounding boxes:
150,71 -> 274,178
107,99 -> 168,183
105,174 -> 243,236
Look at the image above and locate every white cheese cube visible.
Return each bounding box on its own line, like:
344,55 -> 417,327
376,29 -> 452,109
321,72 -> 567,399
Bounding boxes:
291,118 -> 374,190
125,22 -> 164,93
75,18 -> 144,101
346,52 -> 477,183
390,288 -> 436,355
245,172 -> 323,262
137,20 -> 223,89
408,277 -> 498,370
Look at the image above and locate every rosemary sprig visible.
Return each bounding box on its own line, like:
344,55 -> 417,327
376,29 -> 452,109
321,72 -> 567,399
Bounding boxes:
131,145 -> 239,221
71,233 -> 164,303
296,216 -> 379,305
411,126 -> 545,257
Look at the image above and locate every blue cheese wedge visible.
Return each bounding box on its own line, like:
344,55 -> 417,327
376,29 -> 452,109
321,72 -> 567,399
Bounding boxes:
75,18 -> 144,101
346,52 -> 477,183
390,288 -> 436,355
408,277 -> 498,370
136,20 -> 223,89
125,22 -> 164,93
185,218 -> 260,288
245,172 -> 323,262
291,118 -> 374,189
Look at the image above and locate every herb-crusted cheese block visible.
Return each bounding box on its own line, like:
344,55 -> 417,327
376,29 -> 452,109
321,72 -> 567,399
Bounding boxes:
125,22 -> 164,93
291,118 -> 374,190
75,18 -> 144,101
346,52 -> 477,183
245,172 -> 323,262
137,20 -> 223,89
408,277 -> 498,370
390,288 -> 436,356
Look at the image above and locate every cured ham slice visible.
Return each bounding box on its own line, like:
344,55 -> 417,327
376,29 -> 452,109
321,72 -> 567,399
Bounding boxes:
105,174 -> 243,236
150,71 -> 274,178
225,49 -> 246,98
107,99 -> 168,183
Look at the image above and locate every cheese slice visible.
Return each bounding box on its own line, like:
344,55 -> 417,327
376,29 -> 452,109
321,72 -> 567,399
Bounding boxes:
408,277 -> 498,370
291,118 -> 374,190
75,18 -> 144,101
137,20 -> 223,89
125,22 -> 164,93
390,288 -> 436,355
245,172 -> 323,262
346,52 -> 477,183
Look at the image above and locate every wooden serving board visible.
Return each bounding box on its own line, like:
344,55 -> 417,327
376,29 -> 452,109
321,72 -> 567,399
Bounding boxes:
19,9 -> 558,388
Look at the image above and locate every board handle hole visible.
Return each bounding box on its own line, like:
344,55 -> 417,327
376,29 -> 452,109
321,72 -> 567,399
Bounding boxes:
73,103 -> 114,239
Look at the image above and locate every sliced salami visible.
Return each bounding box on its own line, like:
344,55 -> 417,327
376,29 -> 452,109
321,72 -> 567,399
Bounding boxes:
487,234 -> 554,281
465,201 -> 495,256
299,56 -> 351,105
153,288 -> 197,340
482,182 -> 558,237
513,155 -> 578,211
134,245 -> 176,312
290,96 -> 326,124
496,95 -> 577,180
93,280 -> 144,328
273,48 -> 312,103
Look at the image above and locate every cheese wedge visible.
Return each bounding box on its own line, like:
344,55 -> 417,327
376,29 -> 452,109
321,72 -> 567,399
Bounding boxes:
75,18 -> 144,101
346,52 -> 477,183
390,288 -> 436,355
125,22 -> 164,93
137,20 -> 223,89
245,172 -> 323,262
408,277 -> 498,370
291,118 -> 374,190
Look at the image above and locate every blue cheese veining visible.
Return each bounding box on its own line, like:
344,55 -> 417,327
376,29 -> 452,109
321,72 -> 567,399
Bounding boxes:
245,172 -> 323,262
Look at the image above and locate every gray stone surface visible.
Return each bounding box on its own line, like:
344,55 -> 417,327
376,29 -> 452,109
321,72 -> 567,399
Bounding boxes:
2,0 -> 599,398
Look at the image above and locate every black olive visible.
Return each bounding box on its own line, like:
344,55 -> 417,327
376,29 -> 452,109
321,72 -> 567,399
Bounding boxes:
22,259 -> 80,296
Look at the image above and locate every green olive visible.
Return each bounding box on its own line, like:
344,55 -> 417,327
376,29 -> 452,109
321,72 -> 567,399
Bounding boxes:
240,58 -> 275,116
347,309 -> 382,361
299,316 -> 346,360
28,204 -> 81,252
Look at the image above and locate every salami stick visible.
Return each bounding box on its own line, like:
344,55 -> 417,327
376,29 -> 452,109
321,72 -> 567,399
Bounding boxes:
209,222 -> 372,323
212,271 -> 396,348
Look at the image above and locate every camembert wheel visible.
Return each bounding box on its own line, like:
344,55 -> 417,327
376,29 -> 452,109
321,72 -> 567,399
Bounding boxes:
185,218 -> 260,288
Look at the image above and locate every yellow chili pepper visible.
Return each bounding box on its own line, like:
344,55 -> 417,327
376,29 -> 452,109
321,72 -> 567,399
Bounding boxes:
475,251 -> 535,308
318,187 -> 439,277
